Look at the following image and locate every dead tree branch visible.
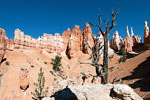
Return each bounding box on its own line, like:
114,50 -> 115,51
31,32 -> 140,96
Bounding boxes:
82,9 -> 118,84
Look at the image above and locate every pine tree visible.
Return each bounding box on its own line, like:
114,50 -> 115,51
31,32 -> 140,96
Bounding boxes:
31,67 -> 48,100
51,55 -> 62,72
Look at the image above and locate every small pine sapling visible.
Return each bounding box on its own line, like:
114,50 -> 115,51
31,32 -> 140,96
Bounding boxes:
31,67 -> 48,100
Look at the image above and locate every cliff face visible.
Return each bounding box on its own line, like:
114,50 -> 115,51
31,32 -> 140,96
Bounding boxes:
82,23 -> 95,54
7,29 -> 64,54
3,23 -> 95,59
2,22 -> 145,59
0,28 -> 7,62
63,23 -> 95,58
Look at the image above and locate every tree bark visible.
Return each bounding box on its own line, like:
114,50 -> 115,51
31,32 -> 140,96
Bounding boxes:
102,34 -> 108,84
96,66 -> 100,76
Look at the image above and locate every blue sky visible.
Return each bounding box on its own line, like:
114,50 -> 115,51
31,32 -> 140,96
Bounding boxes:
0,0 -> 150,41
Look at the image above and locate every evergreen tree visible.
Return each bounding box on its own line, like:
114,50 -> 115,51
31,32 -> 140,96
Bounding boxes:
51,55 -> 62,72
31,67 -> 48,100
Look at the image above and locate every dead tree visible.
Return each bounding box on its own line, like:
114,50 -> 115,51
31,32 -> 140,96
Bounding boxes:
80,40 -> 103,81
81,10 -> 119,84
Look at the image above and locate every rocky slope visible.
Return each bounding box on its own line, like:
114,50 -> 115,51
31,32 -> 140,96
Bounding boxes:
0,49 -> 97,100
109,50 -> 150,99
0,47 -> 150,100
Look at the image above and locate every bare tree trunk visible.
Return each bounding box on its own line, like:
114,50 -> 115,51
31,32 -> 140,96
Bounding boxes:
83,9 -> 119,84
96,66 -> 101,76
102,34 -> 108,84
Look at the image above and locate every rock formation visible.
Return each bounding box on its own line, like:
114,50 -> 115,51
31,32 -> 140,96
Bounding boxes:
6,39 -> 14,50
110,30 -> 124,51
64,25 -> 82,58
124,26 -> 133,52
65,23 -> 95,58
19,67 -> 29,91
14,29 -> 25,49
0,28 -> 7,63
4,25 -> 94,59
131,27 -> 142,47
62,28 -> 72,51
1,23 -> 143,58
82,23 -> 95,54
110,26 -> 142,53
144,21 -> 150,49
47,84 -> 142,100
71,25 -> 83,51
13,29 -> 64,54
124,26 -> 142,52
40,33 -> 64,54
66,25 -> 83,58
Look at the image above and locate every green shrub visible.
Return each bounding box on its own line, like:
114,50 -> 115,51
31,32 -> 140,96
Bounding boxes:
31,65 -> 34,68
118,56 -> 126,63
51,55 -> 62,72
5,61 -> 9,66
49,70 -> 54,75
53,78 -> 57,81
44,62 -> 47,64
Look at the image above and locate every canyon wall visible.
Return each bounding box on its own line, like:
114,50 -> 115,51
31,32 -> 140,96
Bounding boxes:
7,29 -> 64,54
3,23 -> 95,59
1,22 -> 145,60
0,28 -> 7,62
63,23 -> 95,58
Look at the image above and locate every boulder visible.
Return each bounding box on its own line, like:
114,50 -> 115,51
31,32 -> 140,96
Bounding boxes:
50,84 -> 142,100
42,97 -> 54,100
112,84 -> 143,100
19,67 -> 29,91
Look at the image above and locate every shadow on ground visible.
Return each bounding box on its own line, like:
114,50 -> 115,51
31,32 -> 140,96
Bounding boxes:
121,56 -> 150,99
51,87 -> 78,100
0,58 -> 7,64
